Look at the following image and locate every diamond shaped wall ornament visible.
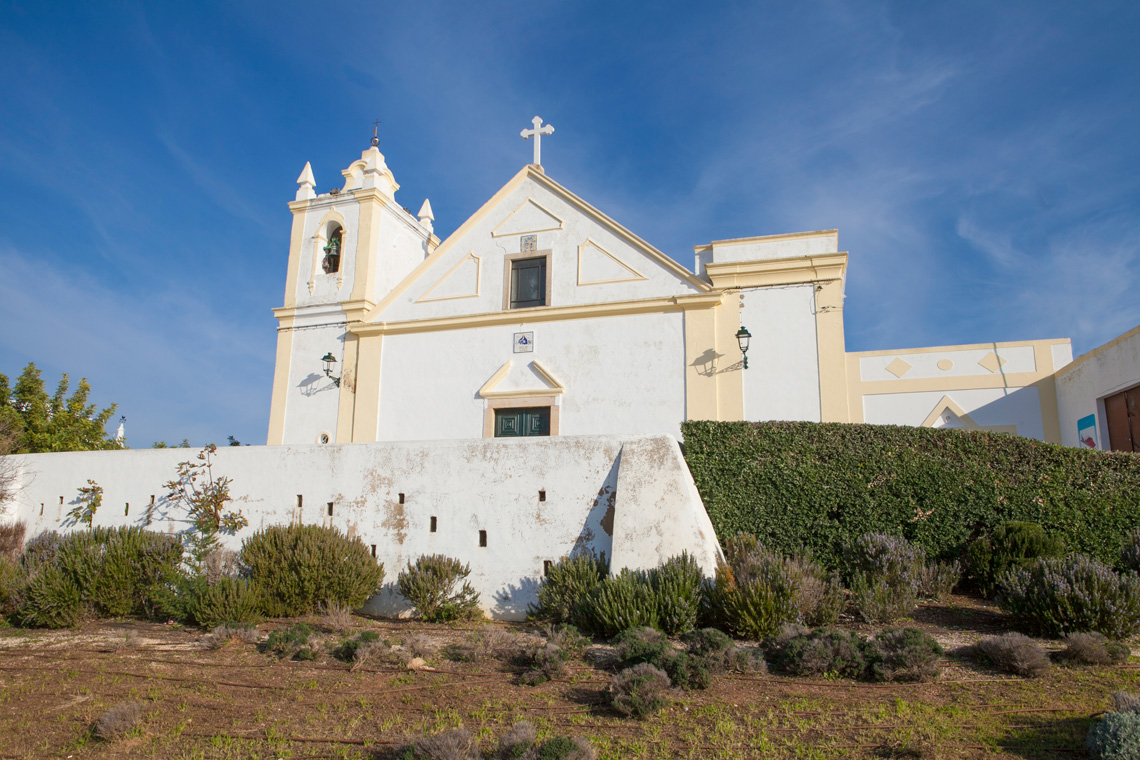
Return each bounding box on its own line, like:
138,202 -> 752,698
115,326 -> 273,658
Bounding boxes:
885,358 -> 912,378
977,351 -> 1008,374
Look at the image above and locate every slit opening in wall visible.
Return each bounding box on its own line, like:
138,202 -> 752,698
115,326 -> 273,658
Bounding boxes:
479,529 -> 487,548
398,493 -> 405,505
59,496 -> 63,505
430,516 -> 437,533
327,502 -> 333,517
538,490 -> 546,502
370,544 -> 377,558
296,495 -> 303,509
39,504 -> 44,516
124,503 -> 129,516
543,560 -> 553,577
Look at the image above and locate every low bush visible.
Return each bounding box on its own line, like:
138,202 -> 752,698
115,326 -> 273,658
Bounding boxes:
333,630 -> 382,663
494,722 -> 537,760
1123,530 -> 1140,575
1086,710 -> 1140,760
974,632 -> 1050,677
1056,632 -> 1131,666
0,555 -> 25,618
545,624 -> 588,657
186,577 -> 263,629
867,628 -> 943,683
396,555 -> 480,622
997,555 -> 1140,639
93,701 -> 142,741
18,565 -> 83,628
607,663 -> 671,719
530,736 -> 596,760
967,522 -> 1065,596
682,626 -> 765,673
529,554 -> 607,628
770,628 -> 870,679
1116,692 -> 1140,714
401,728 -> 481,760
648,552 -> 704,635
580,568 -> 658,637
490,723 -> 596,760
240,524 -> 383,617
521,641 -> 568,685
919,560 -> 962,602
0,521 -> 25,560
263,622 -> 318,661
319,600 -> 355,633
846,534 -> 923,624
204,623 -> 259,649
612,626 -> 709,690
703,535 -> 803,639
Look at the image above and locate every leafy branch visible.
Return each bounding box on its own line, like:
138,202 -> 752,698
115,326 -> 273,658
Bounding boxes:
164,444 -> 248,566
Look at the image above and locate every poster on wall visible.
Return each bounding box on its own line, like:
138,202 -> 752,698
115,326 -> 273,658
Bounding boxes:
1077,414 -> 1099,449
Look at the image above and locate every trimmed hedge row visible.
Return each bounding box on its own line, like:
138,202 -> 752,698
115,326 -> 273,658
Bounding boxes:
681,420 -> 1140,569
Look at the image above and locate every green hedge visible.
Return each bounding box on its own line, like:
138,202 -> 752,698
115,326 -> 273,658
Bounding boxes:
681,421 -> 1140,569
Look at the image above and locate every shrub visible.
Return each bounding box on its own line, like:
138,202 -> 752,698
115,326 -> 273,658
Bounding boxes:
680,421 -> 1140,570
607,663 -> 671,719
919,560 -> 961,602
396,555 -> 480,622
1116,692 -> 1140,714
1123,530 -> 1140,575
866,628 -> 943,682
1056,632 -> 1131,666
580,568 -> 658,637
263,622 -> 318,661
681,627 -> 732,661
454,625 -> 516,662
974,632 -> 1050,677
532,736 -> 596,760
319,600 -> 355,633
770,629 -> 870,680
1086,710 -> 1140,760
333,631 -> 382,662
846,533 -> 923,624
403,728 -> 481,760
494,722 -> 537,760
186,576 -> 263,629
0,521 -> 25,560
204,623 -> 259,649
529,554 -> 607,628
21,530 -> 63,570
93,701 -> 142,741
18,566 -> 83,628
611,626 -> 709,690
967,522 -> 1065,596
0,555 -> 25,618
703,535 -> 802,639
997,555 -> 1140,639
647,552 -> 704,635
544,624 -> 588,657
241,524 -> 383,617
521,641 -> 568,685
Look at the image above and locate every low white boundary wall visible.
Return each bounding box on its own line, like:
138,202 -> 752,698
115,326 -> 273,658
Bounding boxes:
0,435 -> 721,620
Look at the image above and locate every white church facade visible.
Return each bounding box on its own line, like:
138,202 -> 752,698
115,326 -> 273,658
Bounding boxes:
267,123 -> 1072,447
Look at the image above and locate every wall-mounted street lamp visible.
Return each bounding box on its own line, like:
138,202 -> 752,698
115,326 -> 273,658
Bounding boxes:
736,326 -> 752,370
321,352 -> 341,387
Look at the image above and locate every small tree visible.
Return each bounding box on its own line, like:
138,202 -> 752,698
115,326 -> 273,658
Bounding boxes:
1,363 -> 122,453
165,444 -> 247,566
66,479 -> 103,528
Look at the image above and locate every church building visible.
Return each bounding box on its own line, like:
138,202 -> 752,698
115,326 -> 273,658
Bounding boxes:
267,121 -> 1072,447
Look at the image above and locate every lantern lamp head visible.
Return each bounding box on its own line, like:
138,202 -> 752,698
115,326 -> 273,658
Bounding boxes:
321,352 -> 341,387
735,326 -> 752,370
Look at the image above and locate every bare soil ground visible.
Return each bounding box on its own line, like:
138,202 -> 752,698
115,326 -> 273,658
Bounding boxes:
1,594 -> 1137,760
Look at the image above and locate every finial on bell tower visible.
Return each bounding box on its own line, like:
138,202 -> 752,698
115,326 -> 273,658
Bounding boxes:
371,119 -> 381,148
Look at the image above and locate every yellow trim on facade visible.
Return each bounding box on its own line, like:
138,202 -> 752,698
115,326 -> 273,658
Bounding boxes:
281,211 -> 308,310
349,195 -> 381,305
477,360 -> 565,398
576,238 -> 646,285
351,293 -> 723,337
920,396 -> 981,430
845,354 -> 865,423
1033,343 -> 1062,443
693,229 -> 839,254
858,372 -> 1048,396
1055,326 -> 1137,378
490,198 -> 564,237
350,333 -> 383,442
848,338 -> 1070,359
704,253 -> 848,289
683,307 -> 719,420
415,252 -> 482,303
715,293 -> 744,421
266,315 -> 296,445
814,279 -> 850,422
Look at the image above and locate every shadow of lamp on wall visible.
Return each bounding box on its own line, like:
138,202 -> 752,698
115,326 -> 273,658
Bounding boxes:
736,326 -> 752,370
321,352 -> 341,387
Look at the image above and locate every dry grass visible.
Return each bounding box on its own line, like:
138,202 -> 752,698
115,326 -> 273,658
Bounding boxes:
975,632 -> 1051,677
93,701 -> 142,741
410,727 -> 481,760
319,600 -> 356,632
203,624 -> 259,649
0,520 -> 25,561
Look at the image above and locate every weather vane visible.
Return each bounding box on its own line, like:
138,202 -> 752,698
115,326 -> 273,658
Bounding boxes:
371,119 -> 381,147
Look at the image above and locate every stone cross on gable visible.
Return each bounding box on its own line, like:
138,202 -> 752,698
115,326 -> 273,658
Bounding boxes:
520,116 -> 555,166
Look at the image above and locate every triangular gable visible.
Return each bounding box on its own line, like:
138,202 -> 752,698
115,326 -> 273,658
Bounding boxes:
921,396 -> 981,430
478,360 -> 565,398
491,199 -> 564,237
578,239 -> 646,285
362,166 -> 710,324
415,252 -> 481,302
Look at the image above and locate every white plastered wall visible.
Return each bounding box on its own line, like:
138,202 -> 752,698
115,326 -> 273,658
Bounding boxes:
280,307 -> 345,445
0,436 -> 720,620
1055,326 -> 1140,448
739,284 -> 822,422
864,387 -> 1044,440
374,311 -> 688,441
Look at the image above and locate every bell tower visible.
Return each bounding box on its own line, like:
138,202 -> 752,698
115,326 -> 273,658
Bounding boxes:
267,135 -> 438,446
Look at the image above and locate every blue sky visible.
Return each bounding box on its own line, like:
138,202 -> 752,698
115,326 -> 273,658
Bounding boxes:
1,1 -> 1137,447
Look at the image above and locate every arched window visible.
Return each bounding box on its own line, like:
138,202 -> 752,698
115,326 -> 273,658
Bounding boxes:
322,226 -> 343,274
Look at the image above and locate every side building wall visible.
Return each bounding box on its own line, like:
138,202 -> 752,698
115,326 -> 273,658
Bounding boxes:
1055,325 -> 1140,450
0,435 -> 721,620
